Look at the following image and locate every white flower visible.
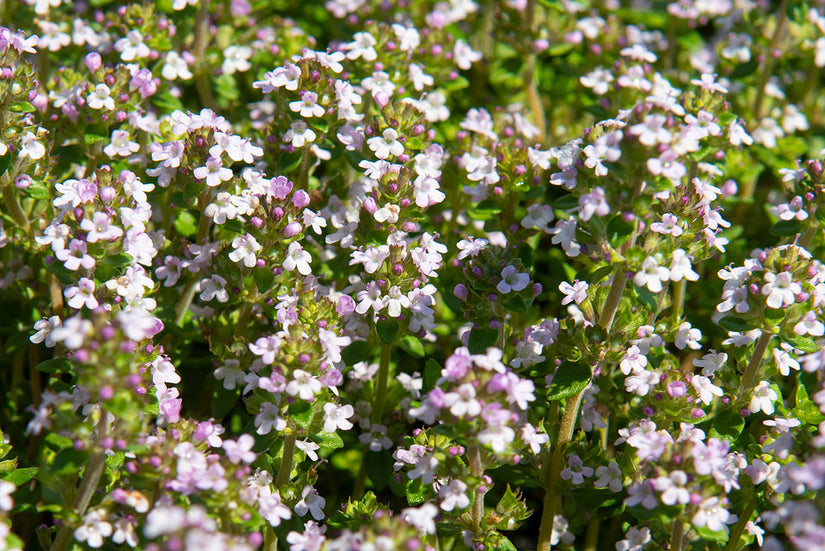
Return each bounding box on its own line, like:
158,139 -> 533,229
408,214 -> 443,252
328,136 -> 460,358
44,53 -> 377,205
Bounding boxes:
438,479 -> 470,511
19,131 -> 46,160
497,265 -> 530,294
290,91 -> 325,118
64,277 -> 98,310
322,403 -> 354,433
594,462 -> 623,492
74,508 -> 113,548
691,375 -> 724,405
633,256 -> 670,292
616,526 -> 651,551
761,271 -> 800,308
693,351 -> 727,377
114,30 -> 149,61
692,497 -> 730,532
255,402 -> 287,435
199,274 -> 229,303
283,242 -> 312,275
367,128 -> 404,159
284,121 -> 316,148
161,51 -> 192,80
0,480 -> 15,511
749,381 -> 778,414
453,39 -> 482,70
222,45 -> 253,74
103,130 -> 140,158
670,249 -> 700,282
294,485 -> 326,520
228,233 -> 262,268
285,369 -> 322,401
193,156 -> 234,187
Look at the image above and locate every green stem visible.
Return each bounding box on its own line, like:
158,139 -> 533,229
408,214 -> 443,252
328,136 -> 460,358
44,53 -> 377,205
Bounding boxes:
264,526 -> 277,551
2,183 -> 29,230
537,389 -> 587,551
598,271 -> 629,332
752,0 -> 787,120
276,431 -> 297,489
174,279 -> 199,326
725,500 -> 757,551
193,2 -> 218,111
671,520 -> 685,551
523,0 -> 546,141
736,330 -> 773,405
583,516 -> 600,551
468,444 -> 485,532
50,416 -> 108,551
798,222 -> 820,250
371,344 -> 392,424
671,279 -> 686,321
352,459 -> 367,500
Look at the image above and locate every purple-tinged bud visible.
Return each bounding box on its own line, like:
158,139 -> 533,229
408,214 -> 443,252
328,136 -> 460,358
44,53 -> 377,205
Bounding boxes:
503,126 -> 514,138
410,124 -> 425,136
99,186 -> 117,203
120,341 -> 136,353
292,189 -> 310,208
427,129 -> 436,140
101,326 -> 116,340
250,216 -> 264,229
373,90 -> 390,108
472,266 -> 483,277
104,74 -> 115,87
487,293 -> 498,302
74,349 -> 90,363
74,440 -> 85,450
100,386 -> 114,400
514,164 -> 526,176
796,291 -> 810,302
398,153 -> 410,163
388,183 -> 398,193
32,92 -> 48,112
454,284 -> 469,300
393,263 -> 404,275
256,258 -> 266,269
667,380 -> 687,398
749,283 -> 761,295
337,295 -> 356,316
126,374 -> 141,387
14,174 -> 31,189
271,206 -> 284,219
363,196 -> 378,214
720,179 -> 737,197
400,198 -> 410,207
533,283 -> 542,296
283,221 -> 302,237
740,408 -> 750,417
101,437 -> 114,449
85,52 -> 102,72
642,406 -> 656,416
533,38 -> 549,52
690,408 -> 704,418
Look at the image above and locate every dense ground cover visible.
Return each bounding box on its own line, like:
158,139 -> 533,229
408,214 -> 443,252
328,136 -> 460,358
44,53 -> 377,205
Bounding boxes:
1,0 -> 825,549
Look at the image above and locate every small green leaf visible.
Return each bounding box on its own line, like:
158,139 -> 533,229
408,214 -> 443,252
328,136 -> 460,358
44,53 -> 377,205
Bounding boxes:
222,219 -> 245,234
253,267 -> 275,293
364,450 -> 393,492
10,101 -> 35,113
399,335 -> 425,358
4,467 -> 37,486
211,384 -> 239,419
100,253 -> 133,267
315,431 -> 344,450
718,316 -> 756,332
468,328 -> 499,354
502,295 -> 530,313
546,361 -> 591,401
341,341 -> 373,365
52,448 -> 88,476
764,308 -> 785,324
785,335 -> 819,353
424,358 -> 441,392
173,210 -> 198,238
376,319 -> 399,344
289,401 -> 314,429
770,219 -> 803,237
695,525 -> 729,543
711,409 -> 745,442
84,133 -> 107,145
553,194 -> 578,210
36,358 -> 73,374
405,478 -> 427,505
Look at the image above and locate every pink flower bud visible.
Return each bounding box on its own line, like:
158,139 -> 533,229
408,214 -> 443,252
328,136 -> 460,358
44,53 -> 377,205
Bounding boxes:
373,90 -> 390,108
292,189 -> 310,208
85,52 -> 102,72
283,221 -> 302,237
